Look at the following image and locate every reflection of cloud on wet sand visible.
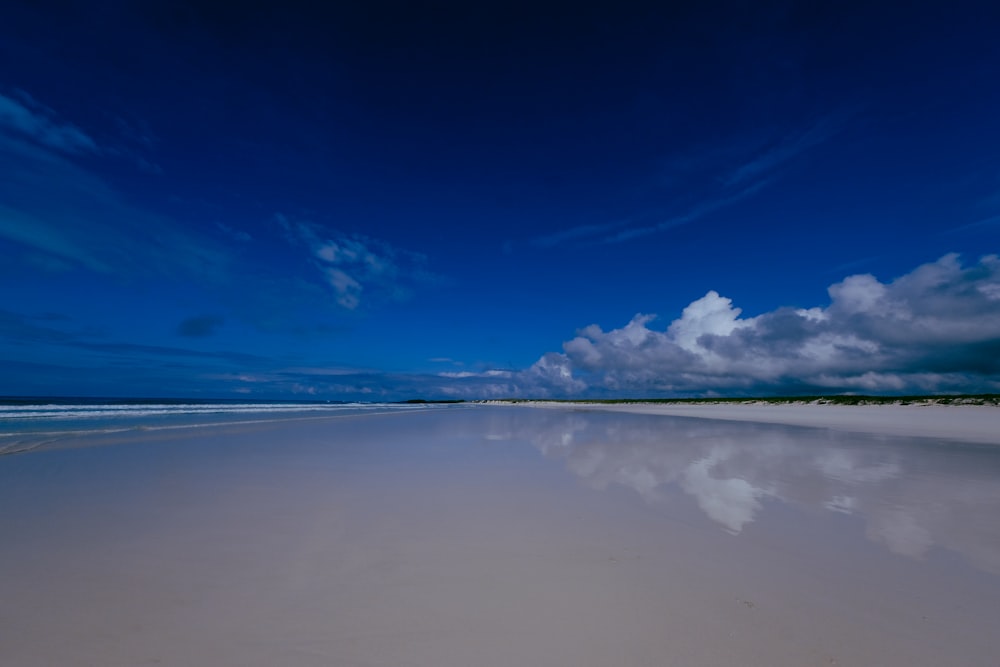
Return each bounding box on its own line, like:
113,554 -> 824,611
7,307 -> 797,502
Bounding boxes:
486,408 -> 1000,574
680,447 -> 773,534
864,471 -> 1000,572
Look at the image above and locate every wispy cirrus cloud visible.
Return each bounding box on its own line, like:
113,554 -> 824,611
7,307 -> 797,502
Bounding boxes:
720,111 -> 850,187
533,111 -> 852,248
950,214 -> 1000,236
0,93 -> 230,280
603,178 -> 773,244
530,220 -> 627,248
0,202 -> 113,272
0,90 -> 98,154
0,309 -> 78,345
278,214 -> 439,310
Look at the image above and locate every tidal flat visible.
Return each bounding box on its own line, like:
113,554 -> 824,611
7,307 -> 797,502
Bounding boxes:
2,405 -> 999,666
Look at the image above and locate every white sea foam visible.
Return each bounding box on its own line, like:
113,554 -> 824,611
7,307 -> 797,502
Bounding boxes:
0,402 -> 414,421
0,401 -> 448,454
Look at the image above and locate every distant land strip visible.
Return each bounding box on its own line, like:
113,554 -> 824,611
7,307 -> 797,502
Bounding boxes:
478,394 -> 1000,407
480,394 -> 1000,444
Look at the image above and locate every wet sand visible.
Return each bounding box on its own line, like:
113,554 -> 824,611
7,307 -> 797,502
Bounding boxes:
516,401 -> 1000,444
2,406 -> 999,666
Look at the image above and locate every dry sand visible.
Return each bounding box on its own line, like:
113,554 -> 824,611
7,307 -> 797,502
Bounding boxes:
515,401 -> 1000,444
1,407 -> 999,666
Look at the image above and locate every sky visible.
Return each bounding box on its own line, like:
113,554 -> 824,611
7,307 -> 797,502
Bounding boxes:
2,0 -> 1000,400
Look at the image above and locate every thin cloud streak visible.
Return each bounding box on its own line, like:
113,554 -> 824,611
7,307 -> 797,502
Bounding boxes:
530,220 -> 627,248
0,90 -> 98,154
535,111 -> 852,249
0,203 -> 113,272
603,179 -> 774,244
0,132 -> 231,280
721,110 -> 852,187
603,112 -> 849,244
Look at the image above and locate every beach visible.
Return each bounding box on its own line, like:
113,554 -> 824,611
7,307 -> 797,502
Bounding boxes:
2,403 -> 999,666
508,400 -> 1000,444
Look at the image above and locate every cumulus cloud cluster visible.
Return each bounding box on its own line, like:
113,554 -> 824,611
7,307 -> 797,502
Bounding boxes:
450,254 -> 1000,397
549,253 -> 1000,395
278,215 -> 435,309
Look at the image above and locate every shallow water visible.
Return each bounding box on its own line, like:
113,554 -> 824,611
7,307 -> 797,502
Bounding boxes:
0,399 -> 428,455
1,405 -> 998,666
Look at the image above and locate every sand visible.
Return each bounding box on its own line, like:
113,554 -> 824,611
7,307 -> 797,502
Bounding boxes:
1,406 -> 999,666
514,401 -> 1000,444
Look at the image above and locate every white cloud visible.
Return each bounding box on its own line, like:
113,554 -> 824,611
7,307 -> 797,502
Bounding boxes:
324,267 -> 362,309
827,273 -> 887,314
504,253 -> 1000,396
668,290 -> 750,352
277,215 -> 436,310
524,352 -> 588,393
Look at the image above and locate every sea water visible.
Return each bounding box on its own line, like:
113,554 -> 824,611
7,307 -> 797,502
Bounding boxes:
0,397 -> 438,455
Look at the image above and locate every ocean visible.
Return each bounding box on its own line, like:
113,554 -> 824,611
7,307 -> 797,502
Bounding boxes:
0,397 -> 443,456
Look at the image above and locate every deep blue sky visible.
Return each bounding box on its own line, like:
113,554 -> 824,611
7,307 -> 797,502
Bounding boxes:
2,0 -> 1000,399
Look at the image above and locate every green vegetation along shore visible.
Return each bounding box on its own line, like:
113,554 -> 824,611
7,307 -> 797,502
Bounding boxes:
482,394 -> 1000,406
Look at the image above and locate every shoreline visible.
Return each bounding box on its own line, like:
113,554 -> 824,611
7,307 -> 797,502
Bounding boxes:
3,405 -> 999,665
495,401 -> 1000,445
